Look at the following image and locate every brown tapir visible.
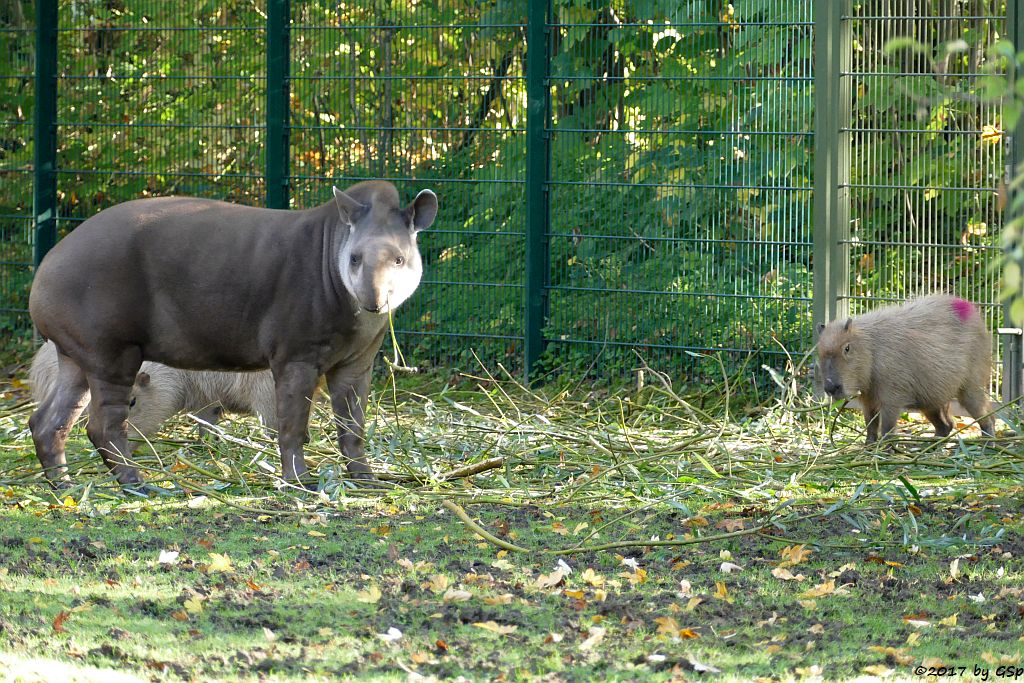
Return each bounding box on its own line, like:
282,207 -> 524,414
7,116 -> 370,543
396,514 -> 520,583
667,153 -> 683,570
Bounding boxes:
28,180 -> 436,488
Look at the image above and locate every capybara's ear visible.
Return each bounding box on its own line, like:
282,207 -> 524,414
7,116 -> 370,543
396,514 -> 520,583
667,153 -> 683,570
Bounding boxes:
405,189 -> 438,232
843,318 -> 853,332
816,322 -> 825,336
332,185 -> 368,227
137,372 -> 151,387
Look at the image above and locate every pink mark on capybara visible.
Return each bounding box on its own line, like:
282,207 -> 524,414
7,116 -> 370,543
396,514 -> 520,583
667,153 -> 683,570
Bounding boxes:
951,298 -> 976,322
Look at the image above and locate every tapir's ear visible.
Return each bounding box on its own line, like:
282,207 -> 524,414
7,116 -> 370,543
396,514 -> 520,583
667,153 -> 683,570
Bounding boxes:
405,189 -> 438,232
136,372 -> 151,388
843,318 -> 853,332
332,185 -> 368,228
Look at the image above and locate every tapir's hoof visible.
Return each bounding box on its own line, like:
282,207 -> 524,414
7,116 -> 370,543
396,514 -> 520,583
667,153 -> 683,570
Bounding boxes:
46,478 -> 74,492
348,470 -> 377,483
121,483 -> 175,498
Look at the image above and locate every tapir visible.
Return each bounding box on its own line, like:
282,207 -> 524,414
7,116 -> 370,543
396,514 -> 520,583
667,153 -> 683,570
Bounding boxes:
28,180 -> 436,487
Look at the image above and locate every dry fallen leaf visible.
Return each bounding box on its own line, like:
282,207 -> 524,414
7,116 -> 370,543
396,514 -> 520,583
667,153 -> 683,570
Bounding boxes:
619,567 -> 648,586
157,550 -> 180,565
356,585 -> 382,604
378,626 -> 403,643
535,568 -> 568,590
473,621 -> 517,635
578,626 -> 606,651
442,589 -> 472,603
482,593 -> 514,605
52,610 -> 70,633
772,567 -> 805,582
654,616 -> 680,635
779,544 -> 813,567
581,568 -> 605,587
800,580 -> 836,599
862,665 -> 893,677
427,574 -> 450,593
206,553 -> 234,574
716,518 -> 745,532
183,596 -> 204,614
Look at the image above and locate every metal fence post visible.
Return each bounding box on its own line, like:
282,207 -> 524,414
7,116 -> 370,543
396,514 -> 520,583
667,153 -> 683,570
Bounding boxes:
812,0 -> 851,328
266,0 -> 290,209
1003,0 -> 1024,409
524,0 -> 549,380
33,0 -> 58,269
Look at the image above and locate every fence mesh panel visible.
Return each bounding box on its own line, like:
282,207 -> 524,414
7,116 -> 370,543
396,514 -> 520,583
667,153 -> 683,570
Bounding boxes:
0,3 -> 34,333
1,1 -> 1019,392
844,1 -> 1008,391
54,0 -> 268,235
288,2 -> 526,371
542,1 -> 814,377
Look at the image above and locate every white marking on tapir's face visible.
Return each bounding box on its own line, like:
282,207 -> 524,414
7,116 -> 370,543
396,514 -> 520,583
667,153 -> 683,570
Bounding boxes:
338,219 -> 424,315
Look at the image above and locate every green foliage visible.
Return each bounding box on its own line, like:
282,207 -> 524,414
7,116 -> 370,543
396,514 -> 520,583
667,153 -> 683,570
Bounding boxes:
1,1 -> 1013,378
978,39 -> 1024,324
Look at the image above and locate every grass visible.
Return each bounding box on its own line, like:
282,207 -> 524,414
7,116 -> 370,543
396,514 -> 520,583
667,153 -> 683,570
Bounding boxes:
1,352 -> 1023,682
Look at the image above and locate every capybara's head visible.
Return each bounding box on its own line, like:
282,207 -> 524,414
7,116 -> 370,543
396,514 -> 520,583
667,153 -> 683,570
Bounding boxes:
333,184 -> 437,315
128,371 -> 154,420
816,318 -> 872,401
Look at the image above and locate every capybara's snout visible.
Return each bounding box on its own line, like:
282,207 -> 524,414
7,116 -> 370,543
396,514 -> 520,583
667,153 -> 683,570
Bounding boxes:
822,378 -> 843,398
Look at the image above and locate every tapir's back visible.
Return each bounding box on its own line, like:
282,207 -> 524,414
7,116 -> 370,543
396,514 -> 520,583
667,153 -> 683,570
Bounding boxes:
29,196 -> 334,371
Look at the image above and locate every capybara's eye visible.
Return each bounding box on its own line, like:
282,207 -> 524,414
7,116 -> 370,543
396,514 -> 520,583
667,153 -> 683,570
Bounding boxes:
395,256 -> 405,266
350,254 -> 362,266
843,344 -> 851,354
129,397 -> 137,408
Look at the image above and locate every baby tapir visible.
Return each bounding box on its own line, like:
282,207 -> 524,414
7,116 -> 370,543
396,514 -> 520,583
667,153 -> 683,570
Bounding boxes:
29,181 -> 436,487
30,340 -> 278,439
816,294 -> 995,443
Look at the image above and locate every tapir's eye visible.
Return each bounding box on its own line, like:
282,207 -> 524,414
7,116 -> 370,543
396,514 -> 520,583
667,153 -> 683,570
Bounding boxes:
394,256 -> 405,266
129,397 -> 137,408
350,254 -> 362,266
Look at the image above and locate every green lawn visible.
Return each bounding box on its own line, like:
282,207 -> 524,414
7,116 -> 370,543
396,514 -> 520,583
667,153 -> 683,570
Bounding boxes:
1,362 -> 1022,682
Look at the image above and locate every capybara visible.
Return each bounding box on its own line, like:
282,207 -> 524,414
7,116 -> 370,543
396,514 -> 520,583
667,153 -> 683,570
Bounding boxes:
816,294 -> 995,442
29,341 -> 278,440
29,181 -> 435,487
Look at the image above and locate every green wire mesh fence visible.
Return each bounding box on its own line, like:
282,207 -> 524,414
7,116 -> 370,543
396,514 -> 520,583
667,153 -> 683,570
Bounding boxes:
0,0 -> 1020,395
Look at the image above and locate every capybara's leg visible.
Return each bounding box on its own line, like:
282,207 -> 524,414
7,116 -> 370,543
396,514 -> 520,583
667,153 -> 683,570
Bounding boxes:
271,361 -> 319,482
862,403 -> 880,444
876,405 -> 901,440
86,376 -> 143,485
194,404 -> 223,436
924,405 -> 954,438
29,350 -> 90,486
325,365 -> 375,480
959,385 -> 995,436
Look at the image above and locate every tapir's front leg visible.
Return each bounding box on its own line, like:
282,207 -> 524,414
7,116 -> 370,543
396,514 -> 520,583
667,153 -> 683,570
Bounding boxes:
271,361 -> 319,482
325,365 -> 375,480
87,376 -> 143,486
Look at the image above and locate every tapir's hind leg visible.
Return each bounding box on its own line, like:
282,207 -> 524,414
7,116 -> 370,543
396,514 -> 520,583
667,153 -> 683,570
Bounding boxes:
28,349 -> 90,486
86,374 -> 144,486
